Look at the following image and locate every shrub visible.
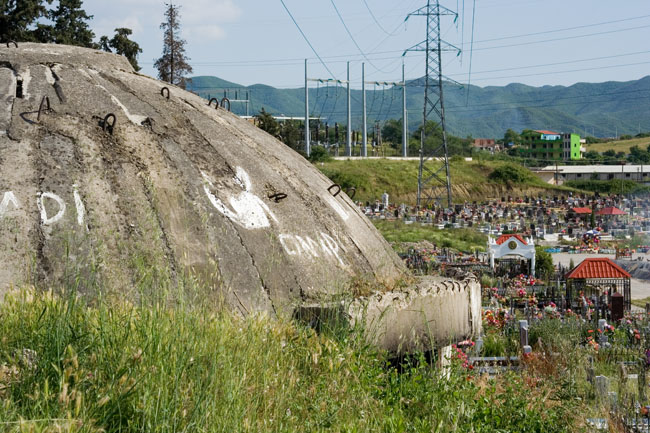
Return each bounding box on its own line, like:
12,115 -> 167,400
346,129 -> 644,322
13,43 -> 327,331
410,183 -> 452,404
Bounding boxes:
308,145 -> 332,163
488,163 -> 535,184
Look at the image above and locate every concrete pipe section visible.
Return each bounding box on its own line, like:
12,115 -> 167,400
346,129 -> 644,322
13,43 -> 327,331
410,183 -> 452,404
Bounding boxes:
0,44 -> 480,352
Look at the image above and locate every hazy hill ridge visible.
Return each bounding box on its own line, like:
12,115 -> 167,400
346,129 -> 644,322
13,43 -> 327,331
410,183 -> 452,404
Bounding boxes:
187,75 -> 650,139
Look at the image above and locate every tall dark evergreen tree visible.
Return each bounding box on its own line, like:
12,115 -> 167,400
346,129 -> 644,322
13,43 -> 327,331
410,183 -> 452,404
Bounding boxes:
1,0 -> 96,47
47,0 -> 95,46
100,28 -> 142,71
154,3 -> 193,89
0,0 -> 51,42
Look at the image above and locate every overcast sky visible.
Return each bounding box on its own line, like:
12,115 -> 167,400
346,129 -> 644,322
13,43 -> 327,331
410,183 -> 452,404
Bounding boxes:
84,0 -> 650,89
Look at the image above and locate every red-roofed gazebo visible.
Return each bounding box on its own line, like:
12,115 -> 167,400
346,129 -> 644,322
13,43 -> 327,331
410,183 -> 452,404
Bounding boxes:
596,207 -> 626,216
571,207 -> 592,214
565,258 -> 631,312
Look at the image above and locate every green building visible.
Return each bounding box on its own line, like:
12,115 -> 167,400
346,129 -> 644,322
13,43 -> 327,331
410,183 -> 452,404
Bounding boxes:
521,130 -> 582,161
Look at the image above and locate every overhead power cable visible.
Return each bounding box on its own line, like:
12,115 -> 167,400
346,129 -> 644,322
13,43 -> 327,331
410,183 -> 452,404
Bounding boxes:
465,0 -> 476,105
474,13 -> 650,45
473,24 -> 650,52
278,0 -> 337,79
360,0 -> 398,36
329,0 -> 386,73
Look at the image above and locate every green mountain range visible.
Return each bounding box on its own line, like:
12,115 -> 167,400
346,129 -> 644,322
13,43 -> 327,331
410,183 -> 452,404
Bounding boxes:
187,75 -> 650,139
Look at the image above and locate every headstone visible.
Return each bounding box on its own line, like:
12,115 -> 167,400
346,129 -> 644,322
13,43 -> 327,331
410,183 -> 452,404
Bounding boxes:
522,345 -> 532,354
519,320 -> 529,348
595,375 -> 609,398
587,357 -> 595,384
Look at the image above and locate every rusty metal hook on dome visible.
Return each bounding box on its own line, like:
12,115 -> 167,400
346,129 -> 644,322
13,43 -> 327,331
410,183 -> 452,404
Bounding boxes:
6,41 -> 17,48
208,98 -> 219,108
102,113 -> 116,135
220,97 -> 231,111
345,187 -> 356,200
37,96 -> 50,122
328,184 -> 341,197
160,87 -> 170,99
268,192 -> 287,203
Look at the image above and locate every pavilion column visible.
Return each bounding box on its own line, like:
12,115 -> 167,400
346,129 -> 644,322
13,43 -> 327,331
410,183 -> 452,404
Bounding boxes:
531,255 -> 536,277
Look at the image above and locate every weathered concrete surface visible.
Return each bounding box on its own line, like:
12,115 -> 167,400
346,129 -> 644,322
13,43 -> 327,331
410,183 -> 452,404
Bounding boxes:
0,43 -> 481,347
0,43 -> 403,314
349,275 -> 482,353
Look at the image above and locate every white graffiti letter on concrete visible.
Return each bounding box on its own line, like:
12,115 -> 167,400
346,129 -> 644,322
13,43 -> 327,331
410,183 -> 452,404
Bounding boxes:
201,167 -> 278,229
278,232 -> 346,267
320,232 -> 345,266
279,234 -> 299,256
0,191 -> 20,216
73,184 -> 86,227
324,194 -> 349,221
38,192 -> 66,225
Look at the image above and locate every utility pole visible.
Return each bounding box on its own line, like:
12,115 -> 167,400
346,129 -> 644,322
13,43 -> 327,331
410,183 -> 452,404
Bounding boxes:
362,63 -> 367,157
364,75 -> 407,158
402,62 -> 408,157
221,89 -> 251,116
346,61 -> 352,157
405,0 -> 459,208
305,59 -> 310,157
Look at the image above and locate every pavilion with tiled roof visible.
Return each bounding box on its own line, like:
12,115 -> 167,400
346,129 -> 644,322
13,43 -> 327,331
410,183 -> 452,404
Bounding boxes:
565,257 -> 631,311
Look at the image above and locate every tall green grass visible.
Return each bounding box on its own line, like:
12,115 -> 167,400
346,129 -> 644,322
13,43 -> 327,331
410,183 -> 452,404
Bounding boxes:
0,287 -> 582,432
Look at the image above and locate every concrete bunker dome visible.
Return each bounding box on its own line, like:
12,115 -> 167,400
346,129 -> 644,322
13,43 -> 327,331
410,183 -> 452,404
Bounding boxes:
0,44 -> 483,353
0,43 -> 407,314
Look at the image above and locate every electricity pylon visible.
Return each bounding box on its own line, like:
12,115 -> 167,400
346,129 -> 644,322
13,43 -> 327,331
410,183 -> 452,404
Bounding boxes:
404,0 -> 460,208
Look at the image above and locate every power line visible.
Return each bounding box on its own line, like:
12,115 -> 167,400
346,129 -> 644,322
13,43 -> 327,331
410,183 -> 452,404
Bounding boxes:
360,0 -> 398,36
450,50 -> 650,77
472,24 -> 650,52
142,14 -> 650,68
329,0 -> 385,73
465,0 -> 476,105
278,0 -> 337,79
473,13 -> 650,45
455,60 -> 650,83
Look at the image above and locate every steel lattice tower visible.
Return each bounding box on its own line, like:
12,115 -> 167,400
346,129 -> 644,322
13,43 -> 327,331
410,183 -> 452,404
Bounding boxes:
404,0 -> 460,209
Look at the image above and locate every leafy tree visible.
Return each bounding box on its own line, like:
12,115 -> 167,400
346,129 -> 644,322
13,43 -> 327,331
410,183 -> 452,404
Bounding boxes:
535,246 -> 554,281
381,119 -> 402,149
583,150 -> 602,161
503,128 -> 521,145
255,108 -> 279,137
411,120 -> 472,156
99,28 -> 142,71
602,149 -> 616,158
279,120 -> 303,152
0,0 -> 52,42
627,145 -> 650,164
154,3 -> 193,89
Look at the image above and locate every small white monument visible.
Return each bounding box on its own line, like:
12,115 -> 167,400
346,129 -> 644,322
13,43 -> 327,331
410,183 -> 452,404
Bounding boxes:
488,234 -> 536,276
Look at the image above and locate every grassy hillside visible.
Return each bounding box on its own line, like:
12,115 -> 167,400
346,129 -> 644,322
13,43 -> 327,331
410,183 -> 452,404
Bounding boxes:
373,220 -> 488,252
187,75 -> 650,139
586,136 -> 650,154
317,158 -> 573,204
